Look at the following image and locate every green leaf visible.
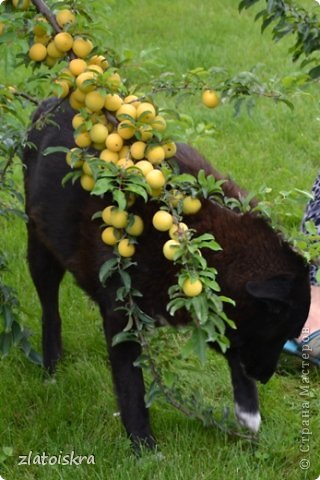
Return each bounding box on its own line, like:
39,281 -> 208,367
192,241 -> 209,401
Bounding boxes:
125,183 -> 148,202
293,188 -> 313,200
113,189 -> 127,210
219,295 -> 236,307
92,178 -> 115,196
199,269 -> 217,280
167,284 -> 181,298
170,173 -> 198,185
238,0 -> 260,12
112,331 -> 139,346
216,334 -> 230,353
308,65 -> 320,79
210,314 -> 227,335
134,306 -> 155,326
277,97 -> 294,111
91,210 -> 102,220
43,146 -> 69,156
0,31 -> 19,44
144,379 -> 162,408
3,306 -> 14,331
167,297 -> 187,316
115,287 -> 127,302
123,315 -> 134,332
11,320 -> 24,345
200,322 -> 217,343
62,170 -> 82,187
2,446 -> 13,457
19,337 -> 32,356
97,164 -> 119,177
119,269 -> 131,292
27,349 -> 43,365
133,354 -> 150,368
194,233 -> 215,242
189,327 -> 208,365
197,169 -> 206,185
191,295 -> 208,324
194,233 -> 222,252
202,277 -> 221,292
116,113 -> 136,123
99,258 -> 118,284
197,171 -> 224,198
0,331 -> 12,358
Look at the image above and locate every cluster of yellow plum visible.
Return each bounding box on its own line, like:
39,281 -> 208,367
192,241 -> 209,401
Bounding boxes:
152,206 -> 203,297
64,55 -> 121,109
23,6 -> 208,297
159,216 -> 203,297
69,93 -> 203,266
100,206 -> 144,257
64,67 -> 204,298
28,9 -> 95,69
98,193 -> 202,263
69,93 -> 178,194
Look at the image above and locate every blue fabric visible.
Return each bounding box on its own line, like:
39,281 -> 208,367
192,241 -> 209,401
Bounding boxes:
283,333 -> 320,366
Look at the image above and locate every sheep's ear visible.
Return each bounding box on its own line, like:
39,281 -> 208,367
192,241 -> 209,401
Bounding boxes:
246,274 -> 295,307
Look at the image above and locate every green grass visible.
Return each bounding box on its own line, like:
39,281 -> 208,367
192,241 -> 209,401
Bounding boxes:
1,0 -> 320,479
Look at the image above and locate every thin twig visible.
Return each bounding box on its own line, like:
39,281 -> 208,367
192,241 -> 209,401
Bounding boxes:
0,149 -> 17,183
31,0 -> 62,33
12,91 -> 40,106
1,99 -> 64,184
105,111 -> 118,127
28,97 -> 66,132
132,305 -> 257,442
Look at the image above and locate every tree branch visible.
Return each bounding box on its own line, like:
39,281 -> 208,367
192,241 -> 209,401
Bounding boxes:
0,149 -> 17,183
12,91 -> 40,106
31,0 -> 62,33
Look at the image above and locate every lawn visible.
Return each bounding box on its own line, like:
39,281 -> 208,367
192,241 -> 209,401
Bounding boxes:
0,0 -> 320,479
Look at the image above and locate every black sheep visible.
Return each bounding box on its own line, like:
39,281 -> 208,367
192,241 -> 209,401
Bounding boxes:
23,99 -> 310,448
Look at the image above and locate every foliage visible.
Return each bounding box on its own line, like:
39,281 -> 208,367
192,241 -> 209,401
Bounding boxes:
239,0 -> 320,78
237,0 -> 320,270
0,267 -> 42,364
0,85 -> 42,364
148,65 -> 294,116
224,183 -> 320,269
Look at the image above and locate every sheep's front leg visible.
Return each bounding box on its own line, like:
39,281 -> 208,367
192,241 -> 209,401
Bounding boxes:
226,351 -> 261,433
102,312 -> 156,449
